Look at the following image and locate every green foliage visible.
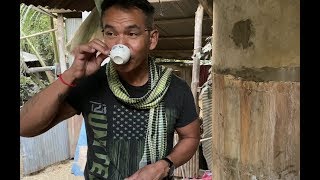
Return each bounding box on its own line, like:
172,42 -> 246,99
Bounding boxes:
20,74 -> 50,105
20,4 -> 55,66
20,75 -> 37,105
20,3 -> 55,103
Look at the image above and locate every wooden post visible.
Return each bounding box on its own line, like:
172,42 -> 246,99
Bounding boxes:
56,14 -> 67,73
191,4 -> 204,113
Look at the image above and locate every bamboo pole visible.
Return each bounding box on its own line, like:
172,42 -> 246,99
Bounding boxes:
190,4 -> 204,179
20,28 -> 57,40
50,17 -> 59,76
191,4 -> 204,113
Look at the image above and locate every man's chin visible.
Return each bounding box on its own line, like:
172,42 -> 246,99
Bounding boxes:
114,63 -> 133,73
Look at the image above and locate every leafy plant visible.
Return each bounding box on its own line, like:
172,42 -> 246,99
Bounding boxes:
20,4 -> 55,64
20,3 -> 55,103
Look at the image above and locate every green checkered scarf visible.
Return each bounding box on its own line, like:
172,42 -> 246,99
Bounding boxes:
106,57 -> 172,166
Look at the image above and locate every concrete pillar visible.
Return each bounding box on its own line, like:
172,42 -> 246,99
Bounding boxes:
211,0 -> 299,179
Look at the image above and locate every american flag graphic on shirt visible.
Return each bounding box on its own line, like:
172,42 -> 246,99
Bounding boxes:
111,104 -> 149,140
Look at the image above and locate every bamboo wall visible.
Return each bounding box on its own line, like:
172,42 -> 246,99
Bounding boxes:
173,133 -> 199,179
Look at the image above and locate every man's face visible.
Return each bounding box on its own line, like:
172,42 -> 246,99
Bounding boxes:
101,6 -> 158,73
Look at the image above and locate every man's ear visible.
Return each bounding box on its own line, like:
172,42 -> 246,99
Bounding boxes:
149,29 -> 159,50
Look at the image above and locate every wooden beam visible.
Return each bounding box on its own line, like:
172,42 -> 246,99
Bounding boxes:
198,0 -> 213,19
20,28 -> 57,40
155,16 -> 210,24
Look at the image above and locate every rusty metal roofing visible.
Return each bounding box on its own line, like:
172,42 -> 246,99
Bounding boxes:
20,0 -> 212,60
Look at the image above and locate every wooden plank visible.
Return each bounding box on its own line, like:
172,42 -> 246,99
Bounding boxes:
211,73 -> 225,180
67,115 -> 84,158
211,74 -> 300,179
223,83 -> 241,179
239,86 -> 250,169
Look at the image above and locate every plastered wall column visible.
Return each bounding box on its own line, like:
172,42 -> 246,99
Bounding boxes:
210,0 -> 300,179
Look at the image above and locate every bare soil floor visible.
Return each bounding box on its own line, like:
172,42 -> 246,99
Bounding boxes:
21,159 -> 84,180
20,159 -> 206,180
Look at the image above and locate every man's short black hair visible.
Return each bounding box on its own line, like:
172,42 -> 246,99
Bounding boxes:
101,0 -> 155,28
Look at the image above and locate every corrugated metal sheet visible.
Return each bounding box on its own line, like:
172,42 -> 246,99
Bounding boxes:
199,82 -> 212,170
20,121 -> 70,175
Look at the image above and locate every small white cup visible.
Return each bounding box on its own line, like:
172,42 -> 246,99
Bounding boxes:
109,44 -> 131,65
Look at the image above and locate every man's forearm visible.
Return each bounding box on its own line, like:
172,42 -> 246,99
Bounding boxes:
167,136 -> 200,167
20,70 -> 76,137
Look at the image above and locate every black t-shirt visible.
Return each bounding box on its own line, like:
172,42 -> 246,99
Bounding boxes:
66,64 -> 198,180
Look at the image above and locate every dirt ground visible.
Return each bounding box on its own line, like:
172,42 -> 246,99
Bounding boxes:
21,159 -> 84,180
20,159 -> 208,180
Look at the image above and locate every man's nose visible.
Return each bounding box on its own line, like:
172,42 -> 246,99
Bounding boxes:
116,34 -> 127,44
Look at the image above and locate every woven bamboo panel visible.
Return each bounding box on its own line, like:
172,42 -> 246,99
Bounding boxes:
173,133 -> 199,179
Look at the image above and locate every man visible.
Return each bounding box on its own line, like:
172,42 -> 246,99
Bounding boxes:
20,0 -> 200,179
